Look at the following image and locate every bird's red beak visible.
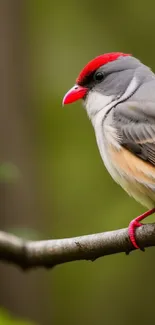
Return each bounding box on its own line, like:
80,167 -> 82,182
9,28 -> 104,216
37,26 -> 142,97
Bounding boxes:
63,85 -> 88,105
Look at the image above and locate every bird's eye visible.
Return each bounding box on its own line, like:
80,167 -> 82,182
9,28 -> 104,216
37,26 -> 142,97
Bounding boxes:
94,72 -> 104,82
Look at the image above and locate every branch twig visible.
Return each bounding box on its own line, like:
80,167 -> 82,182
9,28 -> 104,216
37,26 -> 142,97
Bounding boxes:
0,224 -> 155,270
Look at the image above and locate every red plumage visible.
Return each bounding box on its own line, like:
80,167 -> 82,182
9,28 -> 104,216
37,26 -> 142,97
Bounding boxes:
76,52 -> 131,84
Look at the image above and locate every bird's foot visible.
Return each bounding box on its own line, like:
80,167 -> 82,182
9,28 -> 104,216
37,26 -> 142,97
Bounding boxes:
128,218 -> 142,249
128,208 -> 155,249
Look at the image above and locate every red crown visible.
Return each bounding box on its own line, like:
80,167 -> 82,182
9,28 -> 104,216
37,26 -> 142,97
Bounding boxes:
76,52 -> 131,84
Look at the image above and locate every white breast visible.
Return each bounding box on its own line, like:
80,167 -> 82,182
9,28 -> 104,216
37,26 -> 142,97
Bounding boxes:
84,90 -> 122,183
94,110 -> 122,184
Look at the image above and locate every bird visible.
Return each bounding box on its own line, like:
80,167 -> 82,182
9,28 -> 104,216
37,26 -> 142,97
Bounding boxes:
62,52 -> 155,249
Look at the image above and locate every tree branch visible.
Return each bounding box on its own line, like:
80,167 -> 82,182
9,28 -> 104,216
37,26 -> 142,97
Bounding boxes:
0,224 -> 155,270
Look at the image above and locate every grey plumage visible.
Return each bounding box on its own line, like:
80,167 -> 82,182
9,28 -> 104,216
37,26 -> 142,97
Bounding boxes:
113,90 -> 155,166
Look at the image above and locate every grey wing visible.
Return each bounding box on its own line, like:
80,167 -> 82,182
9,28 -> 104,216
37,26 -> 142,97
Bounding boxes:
113,101 -> 155,166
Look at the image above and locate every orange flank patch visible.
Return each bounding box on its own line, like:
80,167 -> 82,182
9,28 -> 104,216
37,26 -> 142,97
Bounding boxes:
109,145 -> 155,184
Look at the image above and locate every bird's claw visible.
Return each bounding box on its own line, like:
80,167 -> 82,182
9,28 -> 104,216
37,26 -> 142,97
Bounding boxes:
128,219 -> 143,249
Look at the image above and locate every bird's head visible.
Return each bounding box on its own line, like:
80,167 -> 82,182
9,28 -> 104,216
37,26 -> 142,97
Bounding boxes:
63,52 -> 143,118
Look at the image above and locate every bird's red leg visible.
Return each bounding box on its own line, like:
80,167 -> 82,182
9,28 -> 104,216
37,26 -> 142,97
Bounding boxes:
128,208 -> 155,249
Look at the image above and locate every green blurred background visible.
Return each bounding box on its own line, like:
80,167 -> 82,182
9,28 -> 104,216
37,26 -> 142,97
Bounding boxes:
0,0 -> 155,324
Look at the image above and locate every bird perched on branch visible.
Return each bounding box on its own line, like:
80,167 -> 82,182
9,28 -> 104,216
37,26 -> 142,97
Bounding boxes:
63,52 -> 155,249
